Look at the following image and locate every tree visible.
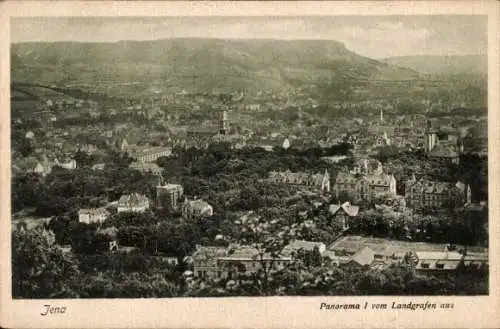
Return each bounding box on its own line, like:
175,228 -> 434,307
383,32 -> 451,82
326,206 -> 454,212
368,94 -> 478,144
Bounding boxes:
12,227 -> 81,298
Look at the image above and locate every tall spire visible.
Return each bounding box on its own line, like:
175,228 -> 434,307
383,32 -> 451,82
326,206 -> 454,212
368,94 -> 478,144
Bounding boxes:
219,110 -> 228,135
380,108 -> 384,123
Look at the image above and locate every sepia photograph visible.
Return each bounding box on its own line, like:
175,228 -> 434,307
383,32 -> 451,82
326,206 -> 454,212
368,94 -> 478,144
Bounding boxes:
1,1 -> 499,328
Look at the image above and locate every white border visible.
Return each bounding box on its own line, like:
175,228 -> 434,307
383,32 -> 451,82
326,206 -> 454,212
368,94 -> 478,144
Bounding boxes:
1,1 -> 499,328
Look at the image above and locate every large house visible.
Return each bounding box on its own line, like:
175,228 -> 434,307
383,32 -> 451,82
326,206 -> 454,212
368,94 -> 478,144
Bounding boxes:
191,244 -> 292,280
121,139 -> 172,163
78,207 -> 110,224
411,250 -> 488,276
268,169 -> 330,192
404,177 -> 471,210
129,162 -> 163,176
329,202 -> 360,230
281,240 -> 326,257
182,199 -> 213,220
30,158 -> 77,176
117,193 -> 150,213
157,183 -> 184,211
350,158 -> 383,176
333,172 -> 397,202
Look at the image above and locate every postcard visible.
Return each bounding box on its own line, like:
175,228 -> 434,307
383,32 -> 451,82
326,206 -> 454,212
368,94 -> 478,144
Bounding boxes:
1,1 -> 499,328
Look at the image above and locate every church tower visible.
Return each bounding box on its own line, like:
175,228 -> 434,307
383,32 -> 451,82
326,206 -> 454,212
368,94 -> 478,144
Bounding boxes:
424,120 -> 437,153
380,108 -> 384,123
219,110 -> 228,135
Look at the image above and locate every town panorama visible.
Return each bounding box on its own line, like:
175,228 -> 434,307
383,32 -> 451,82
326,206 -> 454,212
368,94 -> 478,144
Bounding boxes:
10,16 -> 488,298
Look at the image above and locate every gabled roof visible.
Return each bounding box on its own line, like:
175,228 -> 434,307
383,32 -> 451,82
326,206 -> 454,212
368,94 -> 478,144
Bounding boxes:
186,199 -> 212,211
351,247 -> 375,266
118,193 -> 149,206
429,144 -> 458,158
79,207 -> 110,216
192,245 -> 228,261
365,173 -> 394,187
329,202 -> 359,217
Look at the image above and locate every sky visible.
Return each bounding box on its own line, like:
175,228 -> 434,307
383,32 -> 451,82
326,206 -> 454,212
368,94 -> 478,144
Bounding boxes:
11,16 -> 487,58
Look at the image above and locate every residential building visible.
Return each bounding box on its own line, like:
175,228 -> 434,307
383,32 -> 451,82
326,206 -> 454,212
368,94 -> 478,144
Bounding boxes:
350,158 -> 383,176
78,207 -> 110,224
333,172 -> 397,201
404,177 -> 471,210
92,163 -> 106,170
191,244 -> 292,280
29,157 -> 76,176
268,169 -> 330,192
121,139 -> 172,163
281,240 -> 326,257
191,246 -> 228,279
329,202 -> 360,230
217,245 -> 292,280
157,183 -> 184,211
130,162 -> 163,176
56,159 -> 77,170
117,193 -> 150,213
412,251 -> 488,276
129,146 -> 172,163
182,199 -> 213,220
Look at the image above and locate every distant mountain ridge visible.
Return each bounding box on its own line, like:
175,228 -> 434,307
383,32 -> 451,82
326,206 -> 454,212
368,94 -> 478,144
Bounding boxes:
381,54 -> 487,77
11,38 -> 422,94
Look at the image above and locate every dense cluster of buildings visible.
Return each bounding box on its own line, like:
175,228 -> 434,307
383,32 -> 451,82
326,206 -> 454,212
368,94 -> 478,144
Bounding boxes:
187,235 -> 488,280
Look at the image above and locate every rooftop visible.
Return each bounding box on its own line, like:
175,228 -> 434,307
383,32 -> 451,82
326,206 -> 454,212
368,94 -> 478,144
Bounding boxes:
329,202 -> 360,217
281,240 -> 325,256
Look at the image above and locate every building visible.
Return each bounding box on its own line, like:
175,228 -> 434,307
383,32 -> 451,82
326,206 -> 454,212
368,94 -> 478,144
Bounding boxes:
219,110 -> 228,135
333,172 -> 397,202
191,246 -> 228,279
182,199 -> 213,220
130,146 -> 172,163
411,250 -> 488,276
428,144 -> 459,164
117,193 -> 150,213
191,244 -> 292,280
348,246 -> 376,267
217,245 -> 292,280
423,120 -> 462,162
121,139 -> 172,163
329,202 -> 360,230
29,157 -> 75,176
245,104 -> 261,111
350,158 -> 383,176
130,162 -> 163,176
404,177 -> 471,210
281,240 -> 326,257
424,122 -> 438,154
268,169 -> 330,192
157,182 -> 184,211
78,207 -> 110,224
